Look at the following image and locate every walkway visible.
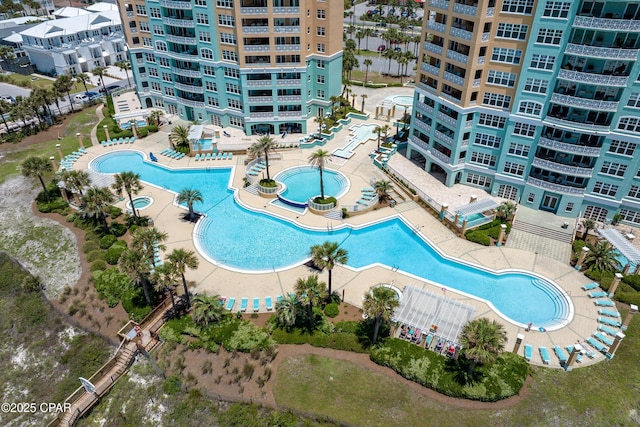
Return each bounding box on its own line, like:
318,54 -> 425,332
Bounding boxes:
89,104 -> 105,146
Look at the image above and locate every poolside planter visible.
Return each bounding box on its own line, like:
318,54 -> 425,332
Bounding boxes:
308,197 -> 335,214
257,182 -> 280,198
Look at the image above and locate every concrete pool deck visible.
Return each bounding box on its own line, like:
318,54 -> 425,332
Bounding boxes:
71,106 -> 613,369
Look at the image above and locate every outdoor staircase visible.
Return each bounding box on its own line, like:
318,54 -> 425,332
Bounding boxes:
511,219 -> 573,244
324,209 -> 343,220
245,183 -> 259,195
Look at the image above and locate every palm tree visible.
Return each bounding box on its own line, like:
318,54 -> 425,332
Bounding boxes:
249,135 -> 277,182
355,29 -> 365,53
76,73 -> 91,96
294,274 -> 327,330
374,124 -> 390,150
131,227 -> 168,269
363,27 -> 374,50
80,186 -> 115,232
92,66 -> 107,95
60,169 -> 91,202
150,110 -> 164,126
374,180 -> 393,203
275,294 -> 298,329
308,149 -> 331,200
177,188 -> 203,221
459,318 -> 507,377
192,294 -> 226,326
119,247 -> 154,306
329,95 -> 341,121
360,94 -> 368,112
310,241 -> 348,297
152,263 -> 179,314
314,114 -> 326,137
115,61 -> 132,87
167,248 -> 199,308
112,171 -> 143,224
363,58 -> 373,84
496,201 -> 517,222
363,286 -> 400,344
21,156 -> 52,201
53,74 -> 74,113
169,124 -> 191,152
584,241 -> 621,273
582,218 -> 596,241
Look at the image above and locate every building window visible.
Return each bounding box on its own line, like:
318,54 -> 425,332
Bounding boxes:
317,60 -> 325,69
148,68 -> 158,77
216,0 -> 233,7
618,117 -> 640,133
482,92 -> 511,109
158,57 -> 170,67
592,182 -> 619,197
508,143 -> 530,157
226,83 -> 241,94
565,202 -> 574,212
165,87 -> 175,97
317,89 -> 325,98
518,101 -> 543,116
466,173 -> 492,188
201,48 -> 213,59
217,14 -> 234,26
536,28 -> 563,45
584,205 -> 608,222
139,22 -> 149,32
135,4 -> 146,15
543,1 -> 571,18
152,25 -> 164,35
143,37 -> 152,47
600,161 -> 627,177
203,65 -> 215,76
199,32 -> 211,43
513,122 -> 537,137
222,50 -> 238,62
496,23 -> 528,40
627,93 -> 640,108
474,133 -> 502,148
229,116 -> 244,127
317,75 -> 325,84
486,70 -> 517,87
527,193 -> 535,203
149,7 -> 160,18
523,78 -> 548,94
501,0 -> 534,15
491,48 -> 522,65
151,82 -> 161,92
317,9 -> 326,19
620,209 -> 640,224
228,99 -> 242,110
224,67 -> 239,78
316,27 -> 325,36
161,72 -> 172,82
628,186 -> 640,200
197,13 -> 210,25
317,43 -> 325,53
207,97 -> 219,107
145,53 -> 155,63
470,151 -> 497,167
530,54 -> 555,70
608,140 -> 636,156
477,113 -> 506,129
205,81 -> 217,91
220,33 -> 236,45
497,184 -> 519,200
155,41 -> 167,52
504,162 -> 525,176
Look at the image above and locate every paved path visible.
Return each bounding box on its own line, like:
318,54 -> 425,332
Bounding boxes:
89,104 -> 105,146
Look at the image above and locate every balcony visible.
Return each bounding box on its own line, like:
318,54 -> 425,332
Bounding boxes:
443,71 -> 464,86
544,116 -> 611,131
427,21 -> 446,33
565,43 -> 639,59
550,93 -> 619,112
166,49 -> 198,61
159,0 -> 192,9
278,111 -> 301,117
172,67 -> 201,77
537,137 -> 601,156
477,56 -> 485,65
276,79 -> 301,85
428,149 -> 452,164
532,158 -> 593,177
277,95 -> 301,102
485,7 -> 494,16
453,3 -> 477,16
246,79 -> 272,86
250,111 -> 273,118
240,7 -> 268,14
245,45 -> 270,52
416,101 -> 434,115
473,78 -> 481,87
248,96 -> 273,103
409,135 -> 431,152
423,42 -> 443,55
557,69 -> 628,87
527,177 -> 586,195
437,111 -> 458,127
434,130 -> 454,145
572,16 -> 640,31
414,119 -> 432,133
274,26 -> 300,33
273,7 -> 300,14
420,62 -> 440,76
176,96 -> 204,108
275,44 -> 300,51
174,82 -> 204,94
450,26 -> 473,41
446,49 -> 468,64
165,34 -> 197,45
162,17 -> 195,28
429,0 -> 450,10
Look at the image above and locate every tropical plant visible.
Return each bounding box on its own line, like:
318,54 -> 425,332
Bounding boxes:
152,263 -> 178,314
459,318 -> 507,377
374,124 -> 390,150
75,73 -> 91,95
374,180 -> 393,203
360,94 -> 367,112
584,240 -> 622,273
249,135 -> 277,182
275,294 -> 298,329
192,293 -> 226,326
92,66 -> 107,94
169,124 -> 191,151
150,109 -> 164,126
131,227 -> 168,269
363,58 -> 373,84
80,186 -> 115,232
329,95 -> 341,120
115,61 -> 132,87
112,171 -> 143,224
53,74 -> 74,113
314,114 -> 326,137
582,218 -> 596,240
59,169 -> 91,202
166,248 -> 199,308
119,246 -> 154,306
496,201 -> 517,221
363,286 -> 400,344
310,241 -> 348,297
177,188 -> 203,221
308,149 -> 331,200
294,274 -> 327,330
21,156 -> 52,201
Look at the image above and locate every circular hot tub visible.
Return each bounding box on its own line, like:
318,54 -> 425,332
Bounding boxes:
126,196 -> 154,211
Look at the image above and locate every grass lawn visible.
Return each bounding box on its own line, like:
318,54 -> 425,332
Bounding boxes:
350,70 -> 408,85
0,73 -> 97,94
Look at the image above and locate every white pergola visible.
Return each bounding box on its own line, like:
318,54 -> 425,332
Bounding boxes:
455,198 -> 500,218
598,228 -> 640,266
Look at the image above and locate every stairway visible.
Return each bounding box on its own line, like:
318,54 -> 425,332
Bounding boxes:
324,209 -> 343,220
511,219 -> 573,243
245,183 -> 259,195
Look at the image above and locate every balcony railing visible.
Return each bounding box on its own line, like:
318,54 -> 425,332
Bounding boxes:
278,111 -> 301,117
428,148 -> 451,164
276,79 -> 301,85
429,0 -> 450,10
453,3 -> 477,16
166,50 -> 198,61
162,17 -> 195,28
443,71 -> 464,86
243,26 -> 269,33
532,158 -> 593,177
248,96 -> 273,103
275,44 -> 300,51
414,119 -> 432,134
274,26 -> 300,33
435,130 -> 454,145
437,111 -> 458,127
423,42 -> 443,55
174,82 -> 204,93
172,67 -> 201,77
485,7 -> 494,16
165,34 -> 197,45
417,101 -> 434,114
557,69 -> 628,87
409,135 -> 431,152
446,49 -> 468,64
427,21 -> 446,33
421,62 -> 440,75
473,78 -> 481,87
245,45 -> 270,52
573,16 -> 640,31
246,79 -> 272,86
544,116 -> 611,131
176,97 -> 204,108
537,137 -> 601,156
527,177 -> 586,195
477,56 -> 485,65
450,26 -> 473,40
159,0 -> 192,9
240,7 -> 268,14
273,7 -> 300,14
550,93 -> 619,112
565,43 -> 639,59
249,112 -> 273,118
277,95 -> 301,102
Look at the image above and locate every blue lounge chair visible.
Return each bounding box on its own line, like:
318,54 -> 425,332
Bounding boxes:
594,299 -> 615,307
589,291 -> 607,298
594,332 -> 613,346
598,317 -> 621,327
566,346 -> 584,363
247,170 -> 259,176
124,137 -> 130,143
361,194 -> 375,200
79,148 -> 87,154
217,152 -> 224,159
194,154 -> 200,161
554,345 -> 568,365
130,136 -> 137,143
101,140 -> 107,147
539,346 -> 551,364
586,337 -> 606,353
598,325 -> 618,336
524,344 -> 533,361
356,199 -> 369,205
228,153 -> 233,159
265,296 -> 273,311
276,295 -> 283,304
240,297 -> 248,312
362,187 -> 374,192
118,138 -> 124,144
225,297 -> 235,311
599,309 -> 620,318
253,297 -> 260,312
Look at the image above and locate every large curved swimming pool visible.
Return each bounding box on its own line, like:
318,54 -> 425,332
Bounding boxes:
91,150 -> 573,329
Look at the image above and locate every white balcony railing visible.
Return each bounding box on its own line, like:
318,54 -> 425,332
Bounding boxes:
273,7 -> 300,14
423,42 -> 443,55
417,101 -> 434,115
174,82 -> 204,94
435,130 -> 454,145
450,26 -> 473,41
176,97 -> 204,108
565,43 -> 639,59
453,3 -> 477,16
277,95 -> 301,102
537,137 -> 601,156
414,119 -> 431,134
573,16 -> 640,31
443,71 -> 464,86
276,79 -> 301,85
446,50 -> 468,64
551,93 -> 619,112
557,69 -> 628,87
527,177 -> 586,195
427,21 -> 446,33
532,158 -> 593,177
248,96 -> 273,103
171,67 -> 201,77
243,26 -> 269,33
274,26 -> 300,33
437,111 -> 458,127
245,45 -> 270,52
246,79 -> 272,86
420,62 -> 440,75
159,0 -> 192,9
162,17 -> 195,28
165,34 -> 197,45
240,7 -> 268,14
429,0 -> 450,10
275,44 -> 301,51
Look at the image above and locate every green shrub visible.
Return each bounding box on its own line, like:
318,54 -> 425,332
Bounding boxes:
109,222 -> 127,237
104,241 -> 127,265
66,213 -> 77,222
93,268 -> 132,307
324,302 -> 339,318
163,376 -> 181,395
313,196 -> 337,205
138,127 -> 149,138
465,230 -> 491,246
223,322 -> 275,352
37,198 -> 69,213
147,124 -> 158,133
99,234 -> 117,249
623,274 -> 640,292
82,241 -> 99,254
89,260 -> 107,272
86,250 -> 105,263
128,224 -> 139,234
271,327 -> 366,353
121,287 -> 153,320
616,291 -> 640,306
109,206 -> 122,218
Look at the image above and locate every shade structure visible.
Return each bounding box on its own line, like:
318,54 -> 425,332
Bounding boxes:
455,198 -> 500,217
598,228 -> 640,265
87,169 -> 115,189
187,125 -> 204,141
393,285 -> 476,344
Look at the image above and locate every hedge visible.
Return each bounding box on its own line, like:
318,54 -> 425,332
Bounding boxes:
324,302 -> 339,318
89,260 -> 107,272
105,241 -> 127,265
99,234 -> 117,249
86,250 -> 105,263
271,327 -> 367,353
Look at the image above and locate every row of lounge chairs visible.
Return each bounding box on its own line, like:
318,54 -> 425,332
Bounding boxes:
59,148 -> 88,170
398,325 -> 459,358
357,187 -> 378,206
159,149 -> 186,159
222,295 -> 280,312
247,161 -> 266,176
101,137 -> 137,147
194,152 -> 233,161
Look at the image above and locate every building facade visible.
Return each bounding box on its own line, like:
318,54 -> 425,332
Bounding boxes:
407,0 -> 640,223
117,0 -> 342,135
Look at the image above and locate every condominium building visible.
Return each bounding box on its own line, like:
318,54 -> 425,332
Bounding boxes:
118,0 -> 342,135
407,0 -> 640,222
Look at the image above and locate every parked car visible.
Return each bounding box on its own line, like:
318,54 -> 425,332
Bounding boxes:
375,20 -> 387,27
99,84 -> 120,93
377,44 -> 387,52
0,95 -> 16,104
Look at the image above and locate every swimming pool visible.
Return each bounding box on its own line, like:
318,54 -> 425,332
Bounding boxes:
196,138 -> 215,151
275,166 -> 349,204
126,196 -> 153,210
91,150 -> 572,329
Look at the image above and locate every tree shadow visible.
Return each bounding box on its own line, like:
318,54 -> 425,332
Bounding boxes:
355,318 -> 390,349
179,212 -> 202,223
444,356 -> 484,386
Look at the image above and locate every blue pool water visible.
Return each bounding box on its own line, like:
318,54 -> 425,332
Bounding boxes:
197,138 -> 214,151
275,166 -> 348,204
91,151 -> 571,328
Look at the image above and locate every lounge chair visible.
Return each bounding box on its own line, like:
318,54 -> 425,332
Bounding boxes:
240,297 -> 248,312
598,317 -> 621,327
554,345 -> 568,365
217,152 -> 224,160
247,170 -> 259,176
594,299 -> 615,307
361,194 -> 375,200
539,346 -> 551,364
225,297 -> 235,311
356,199 -> 368,205
411,329 -> 422,344
130,136 -> 136,143
221,153 -> 228,160
194,154 -> 200,161
594,332 -> 613,346
79,148 -> 87,154
566,346 -> 584,363
206,153 -> 212,160
586,337 -> 607,353
424,334 -> 434,349
228,153 -> 233,159
253,297 -> 260,312
276,295 -> 283,304
599,309 -> 620,318
362,187 -> 374,192
589,291 -> 607,298
598,325 -> 619,336
118,138 -> 124,144
265,296 -> 273,311
101,140 -> 107,147
124,137 -> 130,143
